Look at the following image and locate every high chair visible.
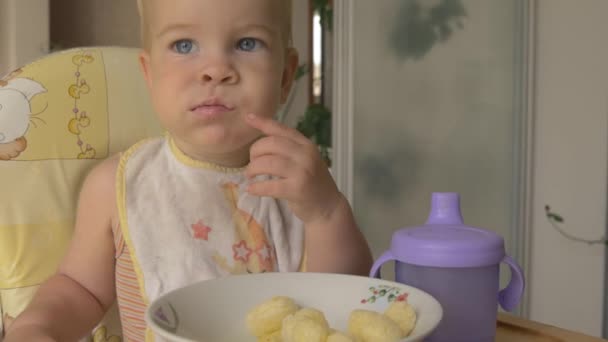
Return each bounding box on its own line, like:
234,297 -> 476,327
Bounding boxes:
0,47 -> 162,341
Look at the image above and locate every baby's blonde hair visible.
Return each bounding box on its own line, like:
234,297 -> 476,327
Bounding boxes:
136,0 -> 293,50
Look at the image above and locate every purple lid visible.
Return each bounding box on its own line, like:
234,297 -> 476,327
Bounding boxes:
390,192 -> 506,268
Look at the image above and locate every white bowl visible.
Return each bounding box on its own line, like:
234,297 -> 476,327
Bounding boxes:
146,272 -> 442,341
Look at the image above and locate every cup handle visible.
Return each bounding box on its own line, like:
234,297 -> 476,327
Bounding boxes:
369,250 -> 396,278
498,255 -> 525,312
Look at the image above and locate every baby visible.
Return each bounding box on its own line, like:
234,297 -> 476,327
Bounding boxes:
5,0 -> 372,340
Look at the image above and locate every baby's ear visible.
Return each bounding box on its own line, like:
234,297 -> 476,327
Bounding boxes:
280,48 -> 299,104
138,51 -> 153,91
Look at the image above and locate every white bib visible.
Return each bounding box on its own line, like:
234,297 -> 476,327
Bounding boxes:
116,137 -> 305,303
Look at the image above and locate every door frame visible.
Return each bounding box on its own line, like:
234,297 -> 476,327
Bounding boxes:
511,0 -> 537,319
331,0 -> 355,203
331,0 -> 536,318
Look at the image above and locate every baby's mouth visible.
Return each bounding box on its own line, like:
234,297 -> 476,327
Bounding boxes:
191,98 -> 235,112
190,98 -> 235,117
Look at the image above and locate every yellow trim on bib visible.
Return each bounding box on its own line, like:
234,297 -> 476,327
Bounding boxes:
168,136 -> 246,173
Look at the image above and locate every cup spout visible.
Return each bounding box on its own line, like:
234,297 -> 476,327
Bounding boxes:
425,192 -> 465,225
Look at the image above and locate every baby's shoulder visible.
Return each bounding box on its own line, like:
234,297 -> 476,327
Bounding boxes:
72,155 -> 120,234
86,153 -> 121,189
78,154 -> 121,222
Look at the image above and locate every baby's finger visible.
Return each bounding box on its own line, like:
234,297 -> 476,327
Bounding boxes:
246,114 -> 309,145
247,177 -> 293,200
246,155 -> 295,180
249,135 -> 302,161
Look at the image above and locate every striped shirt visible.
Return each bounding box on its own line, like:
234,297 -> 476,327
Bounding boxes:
113,224 -> 147,341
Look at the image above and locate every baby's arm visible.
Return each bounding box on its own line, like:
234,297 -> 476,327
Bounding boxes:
5,156 -> 120,341
302,194 -> 372,275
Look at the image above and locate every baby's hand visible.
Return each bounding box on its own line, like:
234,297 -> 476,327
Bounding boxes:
245,114 -> 342,225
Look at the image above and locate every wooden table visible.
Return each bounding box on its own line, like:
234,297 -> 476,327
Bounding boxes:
497,313 -> 607,341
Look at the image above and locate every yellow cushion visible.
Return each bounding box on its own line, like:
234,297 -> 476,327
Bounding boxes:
0,47 -> 162,328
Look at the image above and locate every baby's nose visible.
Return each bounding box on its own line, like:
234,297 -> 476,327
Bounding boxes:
201,64 -> 238,85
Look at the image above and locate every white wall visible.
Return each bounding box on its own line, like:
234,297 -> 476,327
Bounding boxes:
14,0 -> 49,67
0,0 -> 9,74
530,0 -> 608,336
0,0 -> 49,75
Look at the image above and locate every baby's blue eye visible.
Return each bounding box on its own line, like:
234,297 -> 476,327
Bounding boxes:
173,39 -> 195,54
237,38 -> 260,52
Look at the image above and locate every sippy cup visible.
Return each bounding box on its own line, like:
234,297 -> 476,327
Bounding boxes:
370,192 -> 524,342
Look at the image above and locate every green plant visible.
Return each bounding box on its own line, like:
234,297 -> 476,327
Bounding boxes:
296,103 -> 332,166
312,0 -> 333,32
